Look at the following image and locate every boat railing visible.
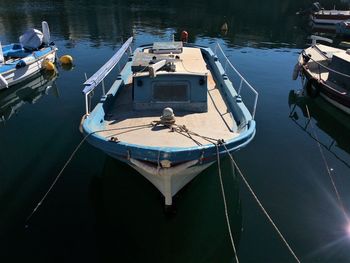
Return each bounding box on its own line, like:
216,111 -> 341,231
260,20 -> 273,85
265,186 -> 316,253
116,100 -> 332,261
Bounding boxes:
82,37 -> 133,115
214,43 -> 258,119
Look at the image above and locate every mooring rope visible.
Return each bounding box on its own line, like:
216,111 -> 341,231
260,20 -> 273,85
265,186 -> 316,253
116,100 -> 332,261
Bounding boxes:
305,105 -> 349,223
216,144 -> 240,263
155,120 -> 300,262
221,143 -> 301,263
25,124 -> 152,226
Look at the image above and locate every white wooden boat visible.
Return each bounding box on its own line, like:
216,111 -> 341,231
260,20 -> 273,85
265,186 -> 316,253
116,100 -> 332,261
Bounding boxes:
81,37 -> 258,206
0,21 -> 57,90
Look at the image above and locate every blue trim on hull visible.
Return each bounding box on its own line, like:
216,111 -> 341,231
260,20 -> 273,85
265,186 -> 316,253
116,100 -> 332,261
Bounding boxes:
82,43 -> 256,166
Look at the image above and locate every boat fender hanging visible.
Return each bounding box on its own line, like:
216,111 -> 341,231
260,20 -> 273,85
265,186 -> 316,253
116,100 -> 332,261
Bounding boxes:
0,74 -> 8,89
301,52 -> 311,65
181,31 -> 188,43
305,79 -> 320,98
42,59 -> 56,71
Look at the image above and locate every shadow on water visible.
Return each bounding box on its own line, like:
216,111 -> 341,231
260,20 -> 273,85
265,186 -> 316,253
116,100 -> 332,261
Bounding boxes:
0,71 -> 58,126
288,90 -> 350,168
90,156 -> 242,262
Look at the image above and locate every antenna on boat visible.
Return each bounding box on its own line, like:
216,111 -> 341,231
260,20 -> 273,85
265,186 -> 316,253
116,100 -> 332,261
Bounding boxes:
0,42 -> 4,64
42,21 -> 51,45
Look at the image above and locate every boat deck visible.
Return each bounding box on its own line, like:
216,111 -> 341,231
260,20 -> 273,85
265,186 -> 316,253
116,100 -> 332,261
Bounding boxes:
303,45 -> 347,84
100,73 -> 238,148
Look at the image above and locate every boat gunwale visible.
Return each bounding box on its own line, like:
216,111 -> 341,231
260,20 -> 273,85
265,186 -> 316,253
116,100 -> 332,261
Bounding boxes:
0,45 -> 56,75
82,42 -> 256,162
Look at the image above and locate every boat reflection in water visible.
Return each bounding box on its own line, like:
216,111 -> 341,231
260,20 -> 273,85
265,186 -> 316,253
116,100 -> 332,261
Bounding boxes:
288,90 -> 350,167
90,156 -> 242,262
0,71 -> 58,125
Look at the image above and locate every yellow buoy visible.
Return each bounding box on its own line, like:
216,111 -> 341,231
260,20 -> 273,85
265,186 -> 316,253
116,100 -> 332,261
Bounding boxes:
221,22 -> 228,31
42,60 -> 56,71
59,55 -> 73,65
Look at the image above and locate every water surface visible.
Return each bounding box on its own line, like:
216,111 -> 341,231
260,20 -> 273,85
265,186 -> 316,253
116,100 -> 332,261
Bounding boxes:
1,0 -> 350,262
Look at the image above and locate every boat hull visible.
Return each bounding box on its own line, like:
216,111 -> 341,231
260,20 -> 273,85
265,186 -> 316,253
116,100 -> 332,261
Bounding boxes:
301,68 -> 350,114
0,46 -> 56,90
105,150 -> 215,206
312,12 -> 350,25
82,42 -> 257,206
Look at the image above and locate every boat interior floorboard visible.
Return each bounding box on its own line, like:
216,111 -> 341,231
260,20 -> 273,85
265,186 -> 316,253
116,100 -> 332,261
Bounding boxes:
101,73 -> 238,148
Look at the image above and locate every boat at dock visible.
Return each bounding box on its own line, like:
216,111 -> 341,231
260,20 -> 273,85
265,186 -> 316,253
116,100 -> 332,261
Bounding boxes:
293,36 -> 350,115
0,21 -> 57,90
81,36 -> 258,206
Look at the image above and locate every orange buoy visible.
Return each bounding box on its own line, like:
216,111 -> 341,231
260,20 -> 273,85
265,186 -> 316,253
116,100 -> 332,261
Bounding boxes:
181,31 -> 188,43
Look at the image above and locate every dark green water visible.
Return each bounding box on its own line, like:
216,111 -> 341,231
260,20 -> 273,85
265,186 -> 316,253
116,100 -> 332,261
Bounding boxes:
1,0 -> 350,262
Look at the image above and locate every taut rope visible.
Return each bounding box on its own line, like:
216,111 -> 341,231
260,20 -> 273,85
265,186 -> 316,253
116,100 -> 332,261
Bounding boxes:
221,143 -> 301,263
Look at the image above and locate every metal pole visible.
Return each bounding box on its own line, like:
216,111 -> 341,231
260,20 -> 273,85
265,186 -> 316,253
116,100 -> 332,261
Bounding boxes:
85,93 -> 89,115
102,79 -> 106,96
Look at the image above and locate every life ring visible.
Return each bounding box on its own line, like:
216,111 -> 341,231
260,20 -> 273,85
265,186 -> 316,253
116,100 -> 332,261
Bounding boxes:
305,79 -> 319,98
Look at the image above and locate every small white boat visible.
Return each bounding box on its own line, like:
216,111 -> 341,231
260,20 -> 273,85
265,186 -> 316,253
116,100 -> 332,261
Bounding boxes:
81,36 -> 258,207
293,36 -> 350,115
0,21 -> 57,90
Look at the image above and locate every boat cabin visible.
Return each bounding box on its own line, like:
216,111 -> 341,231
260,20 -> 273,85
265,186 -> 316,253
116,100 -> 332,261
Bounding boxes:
131,41 -> 209,112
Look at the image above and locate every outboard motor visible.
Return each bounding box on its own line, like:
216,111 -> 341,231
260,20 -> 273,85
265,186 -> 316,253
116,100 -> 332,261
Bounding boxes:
19,28 -> 43,50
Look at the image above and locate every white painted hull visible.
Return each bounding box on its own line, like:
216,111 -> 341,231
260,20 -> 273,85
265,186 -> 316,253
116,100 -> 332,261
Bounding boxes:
130,159 -> 214,206
0,50 -> 56,90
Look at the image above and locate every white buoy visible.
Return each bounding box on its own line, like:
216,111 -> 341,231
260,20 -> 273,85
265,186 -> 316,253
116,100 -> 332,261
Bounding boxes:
42,21 -> 51,45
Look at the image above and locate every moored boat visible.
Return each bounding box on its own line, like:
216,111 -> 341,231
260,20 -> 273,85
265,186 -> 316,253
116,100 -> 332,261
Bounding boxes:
312,9 -> 350,25
81,36 -> 258,206
293,36 -> 350,115
0,21 -> 57,90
